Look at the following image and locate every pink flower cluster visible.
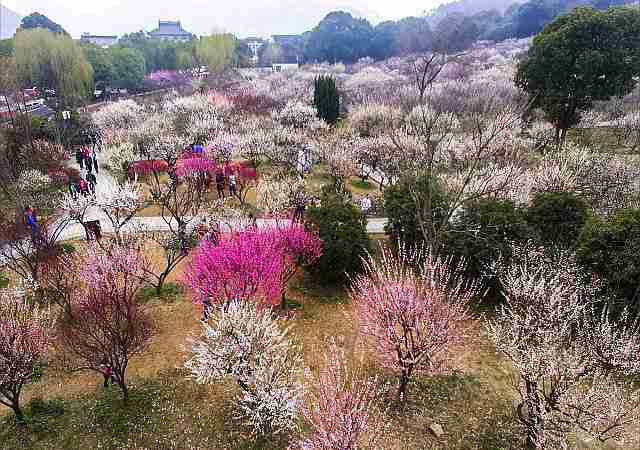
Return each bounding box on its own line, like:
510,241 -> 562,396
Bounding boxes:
185,225 -> 322,307
128,160 -> 169,176
175,156 -> 218,178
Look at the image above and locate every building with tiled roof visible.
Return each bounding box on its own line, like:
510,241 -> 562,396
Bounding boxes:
149,20 -> 194,42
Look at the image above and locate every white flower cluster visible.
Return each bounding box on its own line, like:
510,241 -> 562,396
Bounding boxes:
185,300 -> 301,436
272,100 -> 318,130
92,99 -> 143,131
17,169 -> 51,193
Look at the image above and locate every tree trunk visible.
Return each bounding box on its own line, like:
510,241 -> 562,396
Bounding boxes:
397,372 -> 409,405
155,273 -> 168,296
120,382 -> 129,403
280,291 -> 287,310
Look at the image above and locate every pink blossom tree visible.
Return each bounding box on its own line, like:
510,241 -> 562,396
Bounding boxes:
185,229 -> 284,306
273,225 -> 323,309
185,226 -> 322,308
298,342 -> 384,449
351,246 -> 476,404
0,287 -> 52,421
58,245 -> 154,402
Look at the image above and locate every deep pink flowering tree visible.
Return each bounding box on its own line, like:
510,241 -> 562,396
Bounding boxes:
175,156 -> 218,179
0,288 -> 51,422
273,224 -> 323,308
299,342 -> 384,449
351,246 -> 476,403
186,226 -> 322,308
58,246 -> 154,402
186,230 -> 284,306
128,159 -> 169,177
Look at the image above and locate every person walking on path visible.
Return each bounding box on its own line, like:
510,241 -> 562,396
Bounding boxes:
79,178 -> 90,197
360,195 -> 372,216
85,154 -> 94,173
228,173 -> 237,197
75,148 -> 84,170
215,172 -> 225,199
92,150 -> 99,174
86,172 -> 97,194
99,358 -> 115,388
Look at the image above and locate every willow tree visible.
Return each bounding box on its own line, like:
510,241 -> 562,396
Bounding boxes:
15,28 -> 93,107
196,33 -> 237,74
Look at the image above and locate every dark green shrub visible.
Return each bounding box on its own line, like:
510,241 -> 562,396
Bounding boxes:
444,198 -> 532,304
306,191 -> 371,284
527,191 -> 589,248
578,208 -> 640,311
383,174 -> 449,249
445,199 -> 531,278
313,75 -> 340,125
0,272 -> 8,289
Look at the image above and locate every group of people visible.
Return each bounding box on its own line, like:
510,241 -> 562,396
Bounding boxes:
213,170 -> 237,199
71,146 -> 99,196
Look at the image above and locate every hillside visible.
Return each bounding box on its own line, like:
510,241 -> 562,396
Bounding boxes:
0,5 -> 21,39
425,0 -> 525,25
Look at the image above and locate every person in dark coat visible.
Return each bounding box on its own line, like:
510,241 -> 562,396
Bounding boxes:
85,154 -> 93,173
92,150 -> 99,174
75,148 -> 84,169
86,172 -> 97,193
215,172 -> 225,199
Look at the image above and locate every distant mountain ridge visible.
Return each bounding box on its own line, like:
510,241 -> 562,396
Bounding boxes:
0,5 -> 21,39
425,0 -> 526,25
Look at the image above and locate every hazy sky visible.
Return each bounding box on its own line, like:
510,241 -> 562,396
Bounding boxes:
3,0 -> 450,38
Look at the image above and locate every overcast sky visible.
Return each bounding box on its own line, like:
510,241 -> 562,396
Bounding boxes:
3,0 -> 450,38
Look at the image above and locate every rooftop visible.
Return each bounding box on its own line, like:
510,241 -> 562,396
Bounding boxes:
150,20 -> 193,37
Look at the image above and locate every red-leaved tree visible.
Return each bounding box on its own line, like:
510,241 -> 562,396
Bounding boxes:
298,342 -> 384,449
351,246 -> 476,403
0,287 -> 51,421
58,245 -> 154,401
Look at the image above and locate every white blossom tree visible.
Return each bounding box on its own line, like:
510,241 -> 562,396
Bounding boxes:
95,180 -> 145,244
185,300 -> 302,436
487,246 -> 640,450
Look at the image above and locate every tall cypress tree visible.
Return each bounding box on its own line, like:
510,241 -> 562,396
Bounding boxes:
313,75 -> 340,125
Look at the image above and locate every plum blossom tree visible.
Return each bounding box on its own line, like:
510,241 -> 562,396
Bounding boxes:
185,300 -> 302,436
185,229 -> 284,306
58,245 -> 154,402
351,246 -> 475,403
298,342 -> 384,449
95,180 -> 145,244
487,246 -> 640,450
273,225 -> 323,308
0,287 -> 52,421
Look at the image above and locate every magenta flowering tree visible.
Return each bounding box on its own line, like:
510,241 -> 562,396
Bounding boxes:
0,288 -> 52,422
186,230 -> 284,306
298,342 -> 384,449
273,224 -> 323,308
175,156 -> 218,179
185,226 -> 322,308
351,246 -> 476,403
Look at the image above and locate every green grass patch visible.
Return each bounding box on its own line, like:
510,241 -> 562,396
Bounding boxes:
137,282 -> 184,304
350,179 -> 375,191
